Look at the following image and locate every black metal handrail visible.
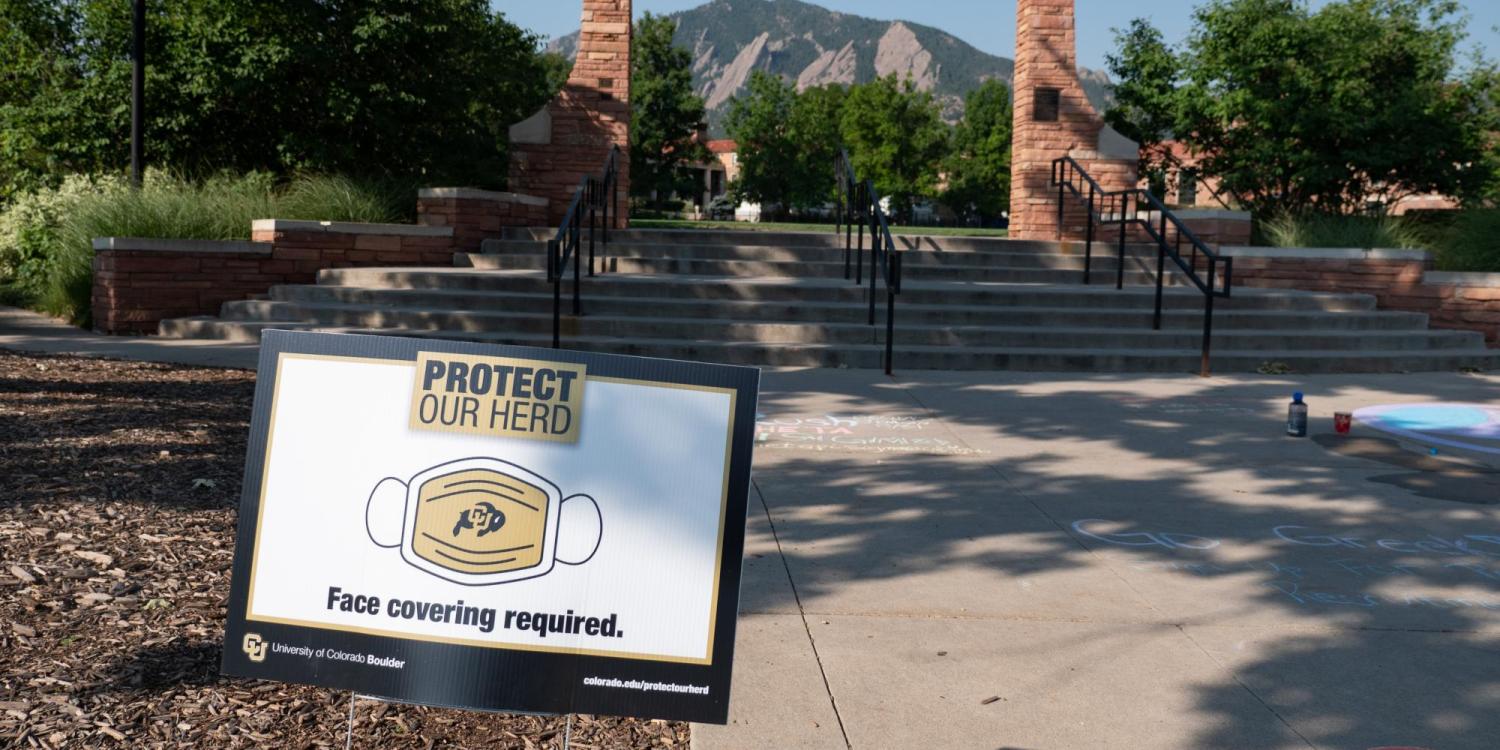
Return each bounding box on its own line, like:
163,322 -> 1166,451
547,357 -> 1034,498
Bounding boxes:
547,145 -> 620,348
1051,155 -> 1233,376
835,148 -> 903,374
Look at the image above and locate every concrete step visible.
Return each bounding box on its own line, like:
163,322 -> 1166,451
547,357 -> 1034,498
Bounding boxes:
314,269 -> 1379,313
499,227 -> 1051,253
213,299 -> 1482,352
154,225 -> 1493,374
479,239 -> 1155,271
156,319 -> 1500,373
157,317 -> 318,343
270,285 -> 1431,331
460,251 -> 1177,286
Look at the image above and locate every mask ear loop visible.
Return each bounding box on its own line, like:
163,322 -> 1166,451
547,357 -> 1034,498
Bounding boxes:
365,477 -> 408,548
555,494 -> 601,566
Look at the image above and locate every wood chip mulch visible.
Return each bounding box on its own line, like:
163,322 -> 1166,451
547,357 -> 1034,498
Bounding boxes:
0,351 -> 690,749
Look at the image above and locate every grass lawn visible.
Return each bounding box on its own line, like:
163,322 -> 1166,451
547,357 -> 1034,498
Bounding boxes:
631,218 -> 1009,238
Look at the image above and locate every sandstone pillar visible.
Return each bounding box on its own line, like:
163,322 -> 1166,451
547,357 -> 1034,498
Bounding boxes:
1009,0 -> 1137,240
509,0 -> 631,229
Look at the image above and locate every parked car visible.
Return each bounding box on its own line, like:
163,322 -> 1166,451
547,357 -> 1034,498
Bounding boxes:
706,194 -> 736,220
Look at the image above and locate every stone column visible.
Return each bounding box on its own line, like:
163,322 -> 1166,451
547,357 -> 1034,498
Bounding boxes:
1009,0 -> 1137,241
509,0 -> 631,229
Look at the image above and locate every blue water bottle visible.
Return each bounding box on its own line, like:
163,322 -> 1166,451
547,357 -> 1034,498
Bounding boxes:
1286,392 -> 1308,437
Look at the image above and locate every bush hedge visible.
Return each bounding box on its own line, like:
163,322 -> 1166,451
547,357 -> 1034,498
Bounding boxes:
1256,213 -> 1427,251
0,172 -> 414,325
1429,209 -> 1500,273
1254,211 -> 1500,273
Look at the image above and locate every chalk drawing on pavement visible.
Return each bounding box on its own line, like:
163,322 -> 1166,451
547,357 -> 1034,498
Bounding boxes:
1069,519 -> 1220,550
1354,403 -> 1500,457
754,412 -> 986,455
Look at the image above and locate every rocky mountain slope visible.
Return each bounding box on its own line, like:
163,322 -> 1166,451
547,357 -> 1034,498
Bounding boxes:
547,0 -> 1114,133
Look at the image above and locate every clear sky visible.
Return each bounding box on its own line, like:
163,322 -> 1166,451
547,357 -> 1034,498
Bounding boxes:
497,0 -> 1500,71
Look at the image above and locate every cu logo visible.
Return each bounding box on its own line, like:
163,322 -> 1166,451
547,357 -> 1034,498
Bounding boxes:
242,633 -> 268,663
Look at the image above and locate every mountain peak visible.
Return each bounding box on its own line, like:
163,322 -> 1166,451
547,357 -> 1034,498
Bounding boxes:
547,0 -> 1112,134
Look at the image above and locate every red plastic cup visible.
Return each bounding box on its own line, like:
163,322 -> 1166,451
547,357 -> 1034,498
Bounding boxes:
1334,412 -> 1352,434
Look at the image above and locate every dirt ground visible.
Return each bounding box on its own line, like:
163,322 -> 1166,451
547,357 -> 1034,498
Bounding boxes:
0,351 -> 690,749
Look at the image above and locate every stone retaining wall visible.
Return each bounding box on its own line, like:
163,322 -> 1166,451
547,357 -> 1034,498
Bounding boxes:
417,188 -> 548,252
93,221 -> 454,334
1093,209 -> 1254,251
248,220 -> 453,266
1222,247 -> 1499,345
93,238 -> 274,335
1176,210 -> 1253,249
1407,272 -> 1500,346
1224,247 -> 1430,296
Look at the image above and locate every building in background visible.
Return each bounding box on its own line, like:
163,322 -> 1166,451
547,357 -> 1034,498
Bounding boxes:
1147,141 -> 1460,215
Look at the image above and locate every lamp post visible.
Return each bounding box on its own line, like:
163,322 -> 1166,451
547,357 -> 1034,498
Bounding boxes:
130,0 -> 144,188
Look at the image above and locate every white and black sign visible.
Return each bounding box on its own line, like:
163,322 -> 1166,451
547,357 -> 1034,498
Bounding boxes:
221,331 -> 759,723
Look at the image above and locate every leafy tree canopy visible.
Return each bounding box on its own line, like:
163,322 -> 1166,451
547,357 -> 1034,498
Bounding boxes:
629,12 -> 707,203
943,79 -> 1012,222
1106,0 -> 1497,216
723,71 -> 799,210
0,0 -> 555,202
787,83 -> 848,206
722,72 -> 847,213
839,74 -> 949,221
727,73 -> 964,220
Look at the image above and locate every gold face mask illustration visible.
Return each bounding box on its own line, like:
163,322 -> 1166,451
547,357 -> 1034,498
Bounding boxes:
411,468 -> 548,575
367,458 -> 602,586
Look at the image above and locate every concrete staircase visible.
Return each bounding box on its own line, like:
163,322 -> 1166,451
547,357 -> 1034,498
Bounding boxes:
158,228 -> 1500,373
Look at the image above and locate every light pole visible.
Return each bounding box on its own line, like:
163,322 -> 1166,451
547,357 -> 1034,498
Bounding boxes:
131,0 -> 144,188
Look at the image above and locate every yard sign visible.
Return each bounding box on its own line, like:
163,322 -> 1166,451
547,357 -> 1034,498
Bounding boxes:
221,330 -> 759,724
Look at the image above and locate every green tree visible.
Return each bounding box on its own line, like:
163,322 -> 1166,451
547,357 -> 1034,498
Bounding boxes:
787,83 -> 847,207
723,71 -> 799,212
942,79 -> 1011,223
0,1 -> 111,201
839,75 -> 948,221
537,51 -> 574,100
1107,0 -> 1495,216
1104,19 -> 1183,193
629,12 -> 707,204
0,0 -> 556,201
725,74 -> 846,214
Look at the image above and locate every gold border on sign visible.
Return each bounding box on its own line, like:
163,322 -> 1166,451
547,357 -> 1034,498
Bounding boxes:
244,353 -> 739,666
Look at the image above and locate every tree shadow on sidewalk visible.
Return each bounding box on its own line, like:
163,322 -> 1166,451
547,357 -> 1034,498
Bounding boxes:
749,368 -> 1500,749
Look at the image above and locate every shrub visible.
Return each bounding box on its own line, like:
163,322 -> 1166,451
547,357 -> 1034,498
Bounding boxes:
278,174 -> 416,225
1431,209 -> 1500,272
0,171 -> 416,325
1257,212 -> 1428,250
0,175 -> 124,315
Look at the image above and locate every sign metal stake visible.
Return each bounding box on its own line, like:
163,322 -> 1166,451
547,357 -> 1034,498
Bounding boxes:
345,692 -> 356,750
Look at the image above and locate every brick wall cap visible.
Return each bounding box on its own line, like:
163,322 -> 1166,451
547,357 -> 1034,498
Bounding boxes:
1425,271 -> 1500,288
418,188 -> 549,207
251,219 -> 453,237
1219,246 -> 1431,261
92,237 -> 273,255
1173,209 -> 1253,221
1066,152 -> 1134,167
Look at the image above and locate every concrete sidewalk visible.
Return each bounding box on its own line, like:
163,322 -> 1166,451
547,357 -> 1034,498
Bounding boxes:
5,307 -> 1499,749
707,367 -> 1500,750
0,306 -> 258,369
